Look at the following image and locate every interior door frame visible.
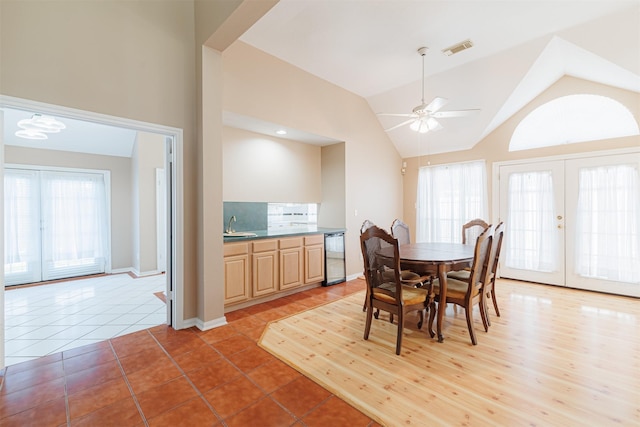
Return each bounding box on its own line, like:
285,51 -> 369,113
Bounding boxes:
0,95 -> 186,337
492,146 -> 640,289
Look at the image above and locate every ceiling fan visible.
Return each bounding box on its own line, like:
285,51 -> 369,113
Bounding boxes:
378,47 -> 480,133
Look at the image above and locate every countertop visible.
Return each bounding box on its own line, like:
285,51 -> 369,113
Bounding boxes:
223,227 -> 346,243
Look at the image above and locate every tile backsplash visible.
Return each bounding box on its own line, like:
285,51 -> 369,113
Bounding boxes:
223,202 -> 268,232
223,202 -> 318,232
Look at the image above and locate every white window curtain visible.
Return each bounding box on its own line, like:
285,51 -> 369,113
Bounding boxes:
504,171 -> 557,272
40,171 -> 108,281
416,160 -> 488,243
4,168 -> 109,285
574,164 -> 640,283
4,169 -> 41,285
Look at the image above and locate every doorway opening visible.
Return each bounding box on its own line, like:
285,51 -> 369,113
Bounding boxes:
0,95 -> 184,367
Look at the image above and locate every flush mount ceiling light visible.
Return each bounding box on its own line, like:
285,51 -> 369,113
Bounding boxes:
276,129 -> 287,135
15,113 -> 66,140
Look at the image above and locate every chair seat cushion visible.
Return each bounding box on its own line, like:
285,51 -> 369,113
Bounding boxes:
432,277 -> 473,298
382,269 -> 430,287
447,270 -> 470,281
373,283 -> 430,305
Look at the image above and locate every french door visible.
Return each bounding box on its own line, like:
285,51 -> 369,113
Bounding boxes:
498,152 -> 640,297
4,168 -> 109,286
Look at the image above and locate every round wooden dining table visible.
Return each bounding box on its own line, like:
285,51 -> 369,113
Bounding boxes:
377,242 -> 475,342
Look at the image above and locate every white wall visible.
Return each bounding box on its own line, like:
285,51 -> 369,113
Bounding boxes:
132,132 -> 165,274
222,41 -> 403,278
223,126 -> 322,202
0,0 -> 200,319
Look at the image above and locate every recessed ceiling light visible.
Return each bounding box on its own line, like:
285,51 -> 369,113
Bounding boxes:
276,129 -> 287,135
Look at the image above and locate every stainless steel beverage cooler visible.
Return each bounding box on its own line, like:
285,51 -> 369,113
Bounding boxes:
323,232 -> 346,286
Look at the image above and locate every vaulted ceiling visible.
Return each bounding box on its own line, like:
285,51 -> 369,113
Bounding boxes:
239,0 -> 640,157
3,1 -> 639,159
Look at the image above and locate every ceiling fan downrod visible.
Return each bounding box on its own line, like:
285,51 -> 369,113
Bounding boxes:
417,47 -> 428,106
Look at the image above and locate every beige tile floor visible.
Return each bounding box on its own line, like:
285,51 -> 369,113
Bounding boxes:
4,273 -> 166,367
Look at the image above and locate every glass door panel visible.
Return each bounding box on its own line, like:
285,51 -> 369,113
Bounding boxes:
565,153 -> 640,297
498,161 -> 565,286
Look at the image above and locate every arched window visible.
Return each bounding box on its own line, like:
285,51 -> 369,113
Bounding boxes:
510,94 -> 639,151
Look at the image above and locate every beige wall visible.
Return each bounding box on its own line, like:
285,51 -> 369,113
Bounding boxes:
132,132 -> 165,274
402,76 -> 640,239
320,143 -> 346,228
0,1 -> 200,320
222,41 -> 403,278
223,126 -> 322,202
4,146 -> 133,270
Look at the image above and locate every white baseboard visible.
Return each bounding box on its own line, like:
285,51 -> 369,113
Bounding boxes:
195,316 -> 227,331
347,273 -> 363,281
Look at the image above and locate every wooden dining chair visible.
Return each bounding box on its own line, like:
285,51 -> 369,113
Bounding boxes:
390,219 -> 432,287
483,222 -> 505,322
360,225 -> 436,355
428,225 -> 493,345
448,222 -> 505,325
462,218 -> 490,244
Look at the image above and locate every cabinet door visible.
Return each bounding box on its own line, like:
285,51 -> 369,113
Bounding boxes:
304,244 -> 325,284
252,250 -> 278,297
280,247 -> 303,290
224,254 -> 250,304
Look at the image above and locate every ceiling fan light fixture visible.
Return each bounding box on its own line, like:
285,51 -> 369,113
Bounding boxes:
410,118 -> 429,133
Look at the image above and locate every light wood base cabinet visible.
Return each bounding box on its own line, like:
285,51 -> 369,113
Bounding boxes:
252,240 -> 279,297
280,237 -> 304,290
304,235 -> 325,284
223,243 -> 250,305
224,234 -> 326,308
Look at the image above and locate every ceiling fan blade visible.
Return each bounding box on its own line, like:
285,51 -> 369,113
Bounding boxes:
430,119 -> 443,131
377,113 -> 415,117
431,109 -> 480,118
384,119 -> 414,132
425,97 -> 449,113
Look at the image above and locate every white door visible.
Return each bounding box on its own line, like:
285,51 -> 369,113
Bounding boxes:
4,168 -> 109,286
498,152 -> 640,297
499,161 -> 565,285
565,154 -> 640,297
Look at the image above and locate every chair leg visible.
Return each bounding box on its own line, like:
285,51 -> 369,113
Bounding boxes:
364,304 -> 374,340
427,303 -> 436,338
417,308 -> 424,329
491,288 -> 501,317
465,307 -> 478,345
395,311 -> 404,355
480,296 -> 490,331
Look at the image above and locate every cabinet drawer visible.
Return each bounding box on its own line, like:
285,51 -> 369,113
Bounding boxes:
304,234 -> 324,246
224,242 -> 249,257
252,239 -> 277,253
279,237 -> 303,249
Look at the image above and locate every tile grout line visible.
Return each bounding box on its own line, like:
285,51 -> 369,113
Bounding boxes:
145,327 -> 228,425
108,339 -> 150,427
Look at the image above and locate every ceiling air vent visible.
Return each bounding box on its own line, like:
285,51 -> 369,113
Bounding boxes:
442,39 -> 474,56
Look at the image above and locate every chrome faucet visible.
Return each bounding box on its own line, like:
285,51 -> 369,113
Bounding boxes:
226,215 -> 236,233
